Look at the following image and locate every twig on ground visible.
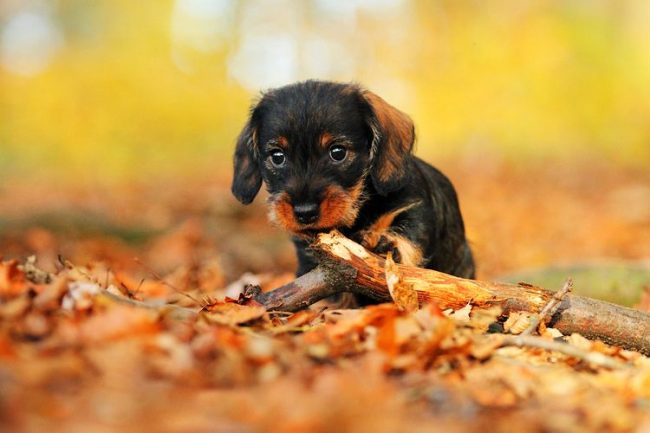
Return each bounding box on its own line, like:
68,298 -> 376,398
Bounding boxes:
133,257 -> 202,305
499,334 -> 627,370
99,290 -> 198,320
521,278 -> 573,336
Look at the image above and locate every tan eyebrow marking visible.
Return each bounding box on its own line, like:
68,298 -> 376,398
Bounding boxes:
320,132 -> 333,149
277,136 -> 289,149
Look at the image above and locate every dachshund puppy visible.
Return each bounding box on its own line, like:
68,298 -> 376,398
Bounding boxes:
231,80 -> 475,281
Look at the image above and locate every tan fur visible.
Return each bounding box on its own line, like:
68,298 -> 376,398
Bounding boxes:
277,136 -> 288,149
268,180 -> 365,232
319,132 -> 333,149
317,181 -> 364,228
360,229 -> 423,267
366,202 -> 421,234
358,202 -> 423,266
268,192 -> 302,232
384,232 -> 423,266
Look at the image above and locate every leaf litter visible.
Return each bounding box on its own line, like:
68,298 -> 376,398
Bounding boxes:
1,161 -> 649,432
1,256 -> 649,433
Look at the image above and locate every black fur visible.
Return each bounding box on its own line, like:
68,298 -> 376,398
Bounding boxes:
232,80 -> 475,283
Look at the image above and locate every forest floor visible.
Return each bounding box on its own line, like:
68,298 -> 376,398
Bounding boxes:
1,157 -> 649,432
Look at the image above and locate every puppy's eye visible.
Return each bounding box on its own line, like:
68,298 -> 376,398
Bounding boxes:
329,145 -> 347,162
270,150 -> 286,167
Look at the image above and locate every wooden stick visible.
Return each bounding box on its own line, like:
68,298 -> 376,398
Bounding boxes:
499,334 -> 627,370
244,230 -> 650,355
521,278 -> 573,336
99,291 -> 199,320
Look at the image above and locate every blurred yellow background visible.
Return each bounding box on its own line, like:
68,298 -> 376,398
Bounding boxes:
1,0 -> 649,184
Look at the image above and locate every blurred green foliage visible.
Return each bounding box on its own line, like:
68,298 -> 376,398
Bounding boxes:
1,0 -> 648,183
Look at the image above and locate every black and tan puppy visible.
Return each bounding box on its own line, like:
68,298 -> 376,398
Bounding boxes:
231,80 -> 475,281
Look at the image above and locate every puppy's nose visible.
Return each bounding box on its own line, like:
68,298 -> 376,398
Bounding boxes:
293,203 -> 319,225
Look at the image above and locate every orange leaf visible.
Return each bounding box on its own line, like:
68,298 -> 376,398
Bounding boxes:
202,300 -> 266,326
80,305 -> 160,343
0,260 -> 28,299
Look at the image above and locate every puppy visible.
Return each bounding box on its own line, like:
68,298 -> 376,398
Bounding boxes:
231,80 -> 475,282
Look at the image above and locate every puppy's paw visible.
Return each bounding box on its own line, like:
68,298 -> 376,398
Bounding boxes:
356,230 -> 422,267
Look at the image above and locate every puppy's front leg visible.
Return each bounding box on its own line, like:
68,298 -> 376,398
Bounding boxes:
292,237 -> 319,277
355,202 -> 426,267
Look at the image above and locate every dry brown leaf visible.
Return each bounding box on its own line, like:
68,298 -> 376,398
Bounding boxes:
542,327 -> 564,339
471,335 -> 504,360
16,312 -> 52,339
33,274 -> 69,311
0,260 -> 28,299
201,301 -> 267,326
376,312 -> 398,356
322,308 -> 364,324
269,309 -> 320,334
567,333 -> 593,351
62,281 -> 102,311
503,311 -> 532,334
0,334 -> 15,358
113,270 -> 172,299
468,305 -> 502,332
0,293 -> 31,320
80,304 -> 160,343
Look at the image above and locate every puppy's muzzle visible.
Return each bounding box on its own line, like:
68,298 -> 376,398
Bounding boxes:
293,202 -> 319,225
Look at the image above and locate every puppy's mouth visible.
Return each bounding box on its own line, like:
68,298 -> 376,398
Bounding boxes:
267,182 -> 365,234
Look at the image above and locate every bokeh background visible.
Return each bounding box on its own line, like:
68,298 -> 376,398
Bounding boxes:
1,0 -> 649,303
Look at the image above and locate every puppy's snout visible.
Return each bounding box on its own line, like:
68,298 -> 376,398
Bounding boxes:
293,203 -> 319,225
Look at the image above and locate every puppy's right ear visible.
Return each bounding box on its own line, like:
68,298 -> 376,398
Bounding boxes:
231,116 -> 262,204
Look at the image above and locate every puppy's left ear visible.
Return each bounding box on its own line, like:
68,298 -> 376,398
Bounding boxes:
362,90 -> 415,195
231,117 -> 262,205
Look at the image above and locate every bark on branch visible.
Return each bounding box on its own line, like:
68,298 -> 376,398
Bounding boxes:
243,231 -> 650,355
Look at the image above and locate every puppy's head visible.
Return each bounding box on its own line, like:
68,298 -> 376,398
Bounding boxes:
231,80 -> 414,233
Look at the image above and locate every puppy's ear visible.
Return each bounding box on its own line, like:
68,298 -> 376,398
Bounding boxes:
231,115 -> 262,204
362,90 -> 415,195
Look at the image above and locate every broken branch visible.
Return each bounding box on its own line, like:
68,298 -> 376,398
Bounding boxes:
245,231 -> 650,355
521,277 -> 573,336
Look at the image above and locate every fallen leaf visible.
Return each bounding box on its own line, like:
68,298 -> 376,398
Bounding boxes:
62,281 -> 102,311
16,312 -> 52,339
503,312 -> 532,334
201,301 -> 267,326
542,327 -> 564,339
80,304 -> 160,343
270,309 -> 320,334
33,274 -> 69,312
0,260 -> 28,299
0,293 -> 31,320
567,333 -> 593,351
